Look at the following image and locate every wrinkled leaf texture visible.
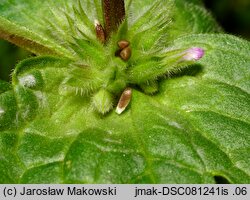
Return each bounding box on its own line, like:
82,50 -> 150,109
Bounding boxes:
0,0 -> 249,183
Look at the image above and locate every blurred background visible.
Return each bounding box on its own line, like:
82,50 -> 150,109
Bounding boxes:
204,0 -> 250,38
0,0 -> 250,82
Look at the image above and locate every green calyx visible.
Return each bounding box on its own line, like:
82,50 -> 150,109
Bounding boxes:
3,0 -> 208,115
1,0 -> 250,184
44,0 -> 204,115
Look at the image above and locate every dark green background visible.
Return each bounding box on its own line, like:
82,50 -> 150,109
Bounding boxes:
204,0 -> 250,38
0,0 -> 250,82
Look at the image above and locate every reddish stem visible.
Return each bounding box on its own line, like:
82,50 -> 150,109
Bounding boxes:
102,0 -> 125,39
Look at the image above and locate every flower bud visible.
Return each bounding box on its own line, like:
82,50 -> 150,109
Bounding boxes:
182,47 -> 204,61
92,89 -> 113,114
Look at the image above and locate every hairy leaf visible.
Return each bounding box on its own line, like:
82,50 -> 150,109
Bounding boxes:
0,0 -> 249,184
0,0 -> 217,56
0,34 -> 249,183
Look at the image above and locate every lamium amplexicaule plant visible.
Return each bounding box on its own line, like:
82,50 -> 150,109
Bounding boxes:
0,0 -> 249,184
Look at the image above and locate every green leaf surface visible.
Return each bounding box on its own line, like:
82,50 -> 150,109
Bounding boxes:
0,0 -> 91,57
0,0 -> 249,184
0,33 -> 249,183
0,0 -> 218,56
168,1 -> 222,41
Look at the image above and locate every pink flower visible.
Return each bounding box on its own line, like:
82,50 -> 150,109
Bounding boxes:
182,47 -> 205,61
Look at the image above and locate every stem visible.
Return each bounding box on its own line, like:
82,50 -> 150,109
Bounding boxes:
102,0 -> 125,39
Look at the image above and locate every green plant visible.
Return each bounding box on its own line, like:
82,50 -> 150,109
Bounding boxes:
0,0 -> 249,183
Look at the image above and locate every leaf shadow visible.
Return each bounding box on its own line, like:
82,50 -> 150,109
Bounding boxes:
214,175 -> 231,184
170,64 -> 204,78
